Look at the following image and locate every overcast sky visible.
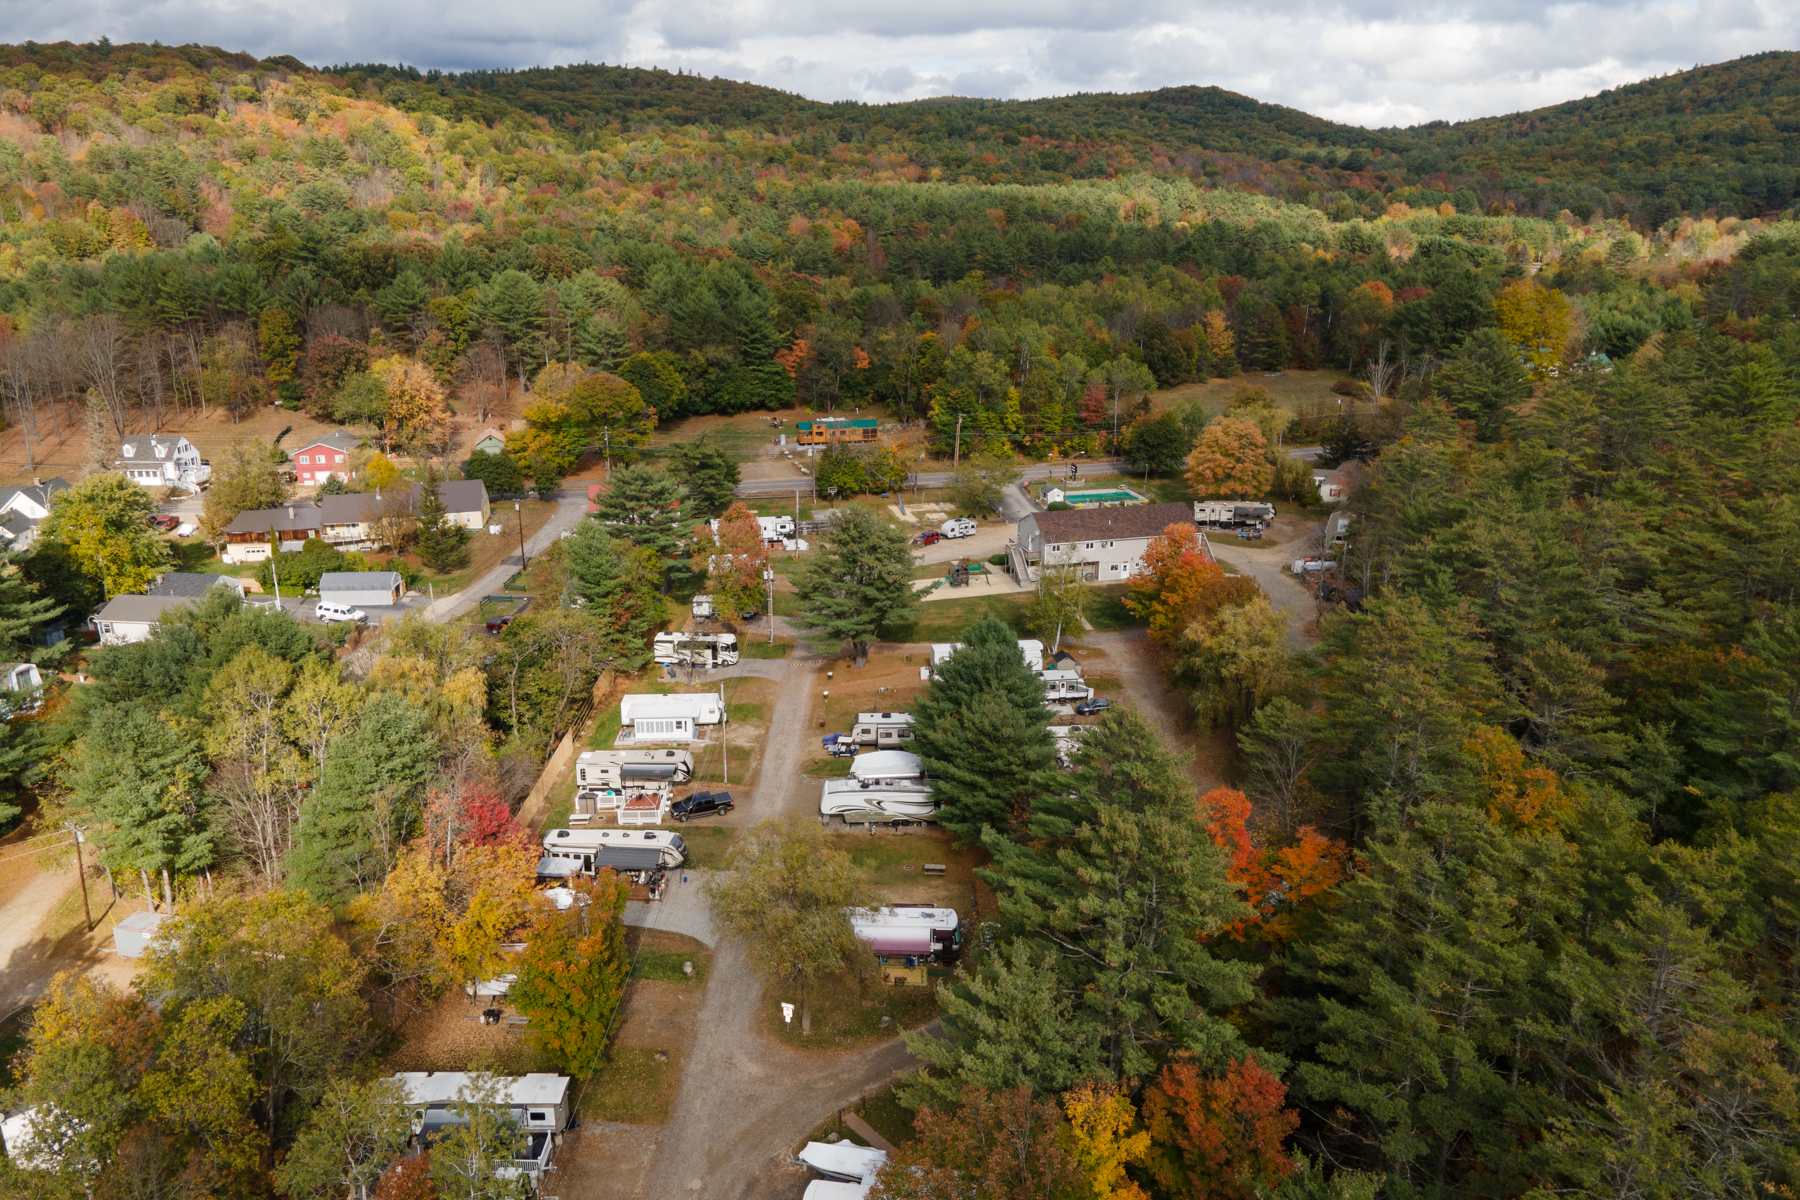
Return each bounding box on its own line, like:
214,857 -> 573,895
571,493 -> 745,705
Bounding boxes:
5,0 -> 1796,127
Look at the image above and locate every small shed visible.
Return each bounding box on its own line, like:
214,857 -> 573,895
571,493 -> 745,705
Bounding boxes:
318,571 -> 405,608
113,909 -> 168,958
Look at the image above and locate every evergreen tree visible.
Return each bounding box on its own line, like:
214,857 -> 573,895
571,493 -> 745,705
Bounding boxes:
792,504 -> 918,668
1433,327 -> 1531,442
668,440 -> 742,517
977,706 -> 1259,1083
573,314 -> 629,372
480,269 -> 545,373
289,693 -> 437,903
563,519 -> 664,651
911,616 -> 1057,842
591,464 -> 689,568
414,474 -> 472,573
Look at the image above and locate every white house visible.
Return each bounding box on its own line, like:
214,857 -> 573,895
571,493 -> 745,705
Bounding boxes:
1312,469 -> 1350,504
0,477 -> 70,551
114,435 -> 208,489
0,661 -> 43,717
289,431 -> 362,489
92,594 -> 201,644
1006,502 -> 1201,584
412,478 -> 491,530
318,571 -> 405,608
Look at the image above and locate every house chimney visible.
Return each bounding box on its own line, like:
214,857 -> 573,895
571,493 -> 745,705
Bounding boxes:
287,507 -> 295,519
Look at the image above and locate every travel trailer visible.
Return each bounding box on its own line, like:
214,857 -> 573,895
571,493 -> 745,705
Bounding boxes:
538,827 -> 687,875
619,693 -> 725,742
851,711 -> 915,747
848,750 -> 924,784
574,749 -> 694,803
1041,670 -> 1095,703
819,779 -> 936,825
1193,499 -> 1277,527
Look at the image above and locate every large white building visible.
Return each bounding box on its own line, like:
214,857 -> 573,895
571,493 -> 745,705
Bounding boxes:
114,435 -> 208,489
1006,501 -> 1202,583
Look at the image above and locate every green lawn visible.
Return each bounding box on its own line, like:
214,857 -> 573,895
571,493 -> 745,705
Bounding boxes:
805,758 -> 854,778
579,1046 -> 680,1124
672,825 -> 734,868
1085,584 -> 1145,632
738,638 -> 791,659
632,947 -> 711,984
880,593 -> 1033,643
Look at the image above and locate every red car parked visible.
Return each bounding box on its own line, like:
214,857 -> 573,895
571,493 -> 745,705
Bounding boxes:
913,529 -> 943,546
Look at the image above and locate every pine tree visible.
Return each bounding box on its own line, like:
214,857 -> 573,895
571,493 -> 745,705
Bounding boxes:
414,474 -> 472,573
792,504 -> 918,668
592,464 -> 689,568
574,314 -> 629,372
910,616 -> 1058,843
1434,327 -> 1531,442
563,518 -> 664,652
980,705 -> 1259,1083
668,440 -> 741,518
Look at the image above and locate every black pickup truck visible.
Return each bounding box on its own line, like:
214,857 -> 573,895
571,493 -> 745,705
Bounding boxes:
671,791 -> 735,822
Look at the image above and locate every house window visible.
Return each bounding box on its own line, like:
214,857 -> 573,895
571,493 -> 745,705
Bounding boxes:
1084,543 -> 1094,550
635,718 -> 687,737
334,455 -> 344,463
297,455 -> 309,464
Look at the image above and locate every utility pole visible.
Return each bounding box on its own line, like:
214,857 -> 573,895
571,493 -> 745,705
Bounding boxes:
765,569 -> 775,644
953,413 -> 964,468
268,525 -> 281,607
719,682 -> 728,786
67,824 -> 91,931
515,500 -> 528,571
604,427 -> 611,482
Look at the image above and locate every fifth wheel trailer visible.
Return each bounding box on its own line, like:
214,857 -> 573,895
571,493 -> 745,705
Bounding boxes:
539,827 -> 687,876
574,749 -> 694,797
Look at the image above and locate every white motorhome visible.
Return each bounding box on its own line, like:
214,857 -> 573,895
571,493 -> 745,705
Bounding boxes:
539,827 -> 687,874
1042,670 -> 1094,703
820,779 -> 936,825
652,631 -> 740,667
849,904 -> 962,958
574,749 -> 694,804
619,693 -> 725,742
852,711 -> 915,747
1193,499 -> 1277,527
849,750 -> 925,784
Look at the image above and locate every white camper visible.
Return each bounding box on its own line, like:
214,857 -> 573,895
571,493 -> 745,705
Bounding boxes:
939,517 -> 978,538
929,640 -> 1054,677
539,827 -> 687,874
1193,499 -> 1277,527
1042,669 -> 1094,703
851,711 -> 915,747
849,750 -> 925,784
574,748 -> 694,804
820,778 -> 936,825
392,1072 -> 569,1182
849,904 -> 962,958
619,693 -> 725,742
652,631 -> 740,668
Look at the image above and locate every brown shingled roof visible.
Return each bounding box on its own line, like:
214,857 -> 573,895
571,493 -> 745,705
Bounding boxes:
1030,502 -> 1196,544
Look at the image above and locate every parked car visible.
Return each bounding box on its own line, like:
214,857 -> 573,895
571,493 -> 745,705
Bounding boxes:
912,530 -> 943,546
150,515 -> 179,531
484,616 -> 513,634
1074,697 -> 1113,716
672,791 -> 735,821
315,602 -> 367,624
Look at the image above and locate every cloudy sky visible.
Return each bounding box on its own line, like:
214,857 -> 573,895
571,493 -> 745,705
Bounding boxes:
4,0 -> 1796,127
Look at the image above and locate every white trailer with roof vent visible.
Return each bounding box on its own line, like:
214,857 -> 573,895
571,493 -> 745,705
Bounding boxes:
851,711 -> 915,747
619,693 -> 724,742
539,827 -> 687,875
575,749 -> 694,803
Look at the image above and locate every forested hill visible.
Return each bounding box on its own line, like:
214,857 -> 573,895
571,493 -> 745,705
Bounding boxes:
1,40 -> 1796,221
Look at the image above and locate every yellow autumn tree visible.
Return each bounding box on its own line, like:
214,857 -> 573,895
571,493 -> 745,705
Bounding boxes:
1200,310 -> 1235,363
371,355 -> 452,457
1492,281 -> 1572,377
1184,418 -> 1272,499
1064,1080 -> 1151,1200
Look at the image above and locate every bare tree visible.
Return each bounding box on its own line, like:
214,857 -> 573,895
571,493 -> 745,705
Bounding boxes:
78,313 -> 132,433
1364,340 -> 1397,402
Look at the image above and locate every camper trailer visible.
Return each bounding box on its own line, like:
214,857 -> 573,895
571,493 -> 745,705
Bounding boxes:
392,1072 -> 570,1184
1193,499 -> 1277,528
619,693 -> 725,743
820,779 -> 936,825
1042,670 -> 1095,703
848,750 -> 925,784
851,711 -> 915,747
652,631 -> 740,668
574,749 -> 694,809
851,905 -> 962,983
929,640 -> 1058,677
539,827 -> 687,876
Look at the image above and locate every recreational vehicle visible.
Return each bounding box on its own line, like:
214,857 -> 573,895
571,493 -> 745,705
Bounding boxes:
539,827 -> 687,875
652,631 -> 740,668
392,1072 -> 570,1183
820,779 -> 936,825
1041,670 -> 1095,703
574,749 -> 694,804
849,905 -> 962,957
1193,499 -> 1277,528
619,693 -> 725,742
848,750 -> 925,784
929,640 -> 1058,677
799,1143 -> 888,1184
851,711 -> 915,747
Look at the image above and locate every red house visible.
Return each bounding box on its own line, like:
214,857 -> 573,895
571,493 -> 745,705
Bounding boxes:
290,431 -> 362,488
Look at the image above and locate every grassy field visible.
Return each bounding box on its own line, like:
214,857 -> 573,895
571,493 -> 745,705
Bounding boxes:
579,1045 -> 682,1123
672,824 -> 734,869
738,638 -> 791,659
1086,583 -> 1144,632
758,967 -> 940,1048
880,593 -> 1032,643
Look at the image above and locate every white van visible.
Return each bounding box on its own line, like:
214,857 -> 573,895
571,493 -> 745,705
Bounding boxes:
315,602 -> 366,624
939,517 -> 978,539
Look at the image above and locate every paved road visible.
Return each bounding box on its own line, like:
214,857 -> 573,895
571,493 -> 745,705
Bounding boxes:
421,491 -> 591,623
734,460 -> 1130,499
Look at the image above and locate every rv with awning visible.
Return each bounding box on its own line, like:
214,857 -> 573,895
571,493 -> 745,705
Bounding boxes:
574,749 -> 694,803
538,827 -> 687,877
850,905 -> 962,982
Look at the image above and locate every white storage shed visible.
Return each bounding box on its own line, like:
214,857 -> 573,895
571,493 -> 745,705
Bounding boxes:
318,571 -> 405,608
113,909 -> 168,958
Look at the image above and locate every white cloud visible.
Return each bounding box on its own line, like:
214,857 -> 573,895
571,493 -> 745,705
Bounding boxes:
0,0 -> 1793,125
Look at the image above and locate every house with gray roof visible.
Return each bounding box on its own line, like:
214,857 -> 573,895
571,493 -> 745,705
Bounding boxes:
147,573 -> 248,600
1006,502 -> 1202,584
289,431 -> 363,489
0,477 -> 70,551
114,435 -> 208,489
318,571 -> 405,608
92,593 -> 204,645
411,478 -> 490,530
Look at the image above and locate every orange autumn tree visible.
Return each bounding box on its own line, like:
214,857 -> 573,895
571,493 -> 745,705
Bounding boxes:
697,501 -> 771,622
1142,1058 -> 1299,1200
1465,725 -> 1575,832
1196,787 -> 1352,944
1124,524 -> 1219,643
1185,418 -> 1272,499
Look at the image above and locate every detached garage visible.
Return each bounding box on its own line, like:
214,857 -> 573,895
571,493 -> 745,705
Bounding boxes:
114,909 -> 168,958
318,571 -> 405,608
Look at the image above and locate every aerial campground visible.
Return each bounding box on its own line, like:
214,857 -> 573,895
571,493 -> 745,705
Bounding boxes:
0,31 -> 1799,1200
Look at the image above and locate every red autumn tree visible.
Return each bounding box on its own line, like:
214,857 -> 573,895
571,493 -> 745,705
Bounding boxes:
1142,1058 -> 1299,1200
373,1150 -> 438,1200
1185,418 -> 1272,500
1196,787 -> 1351,943
1124,523 -> 1254,646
